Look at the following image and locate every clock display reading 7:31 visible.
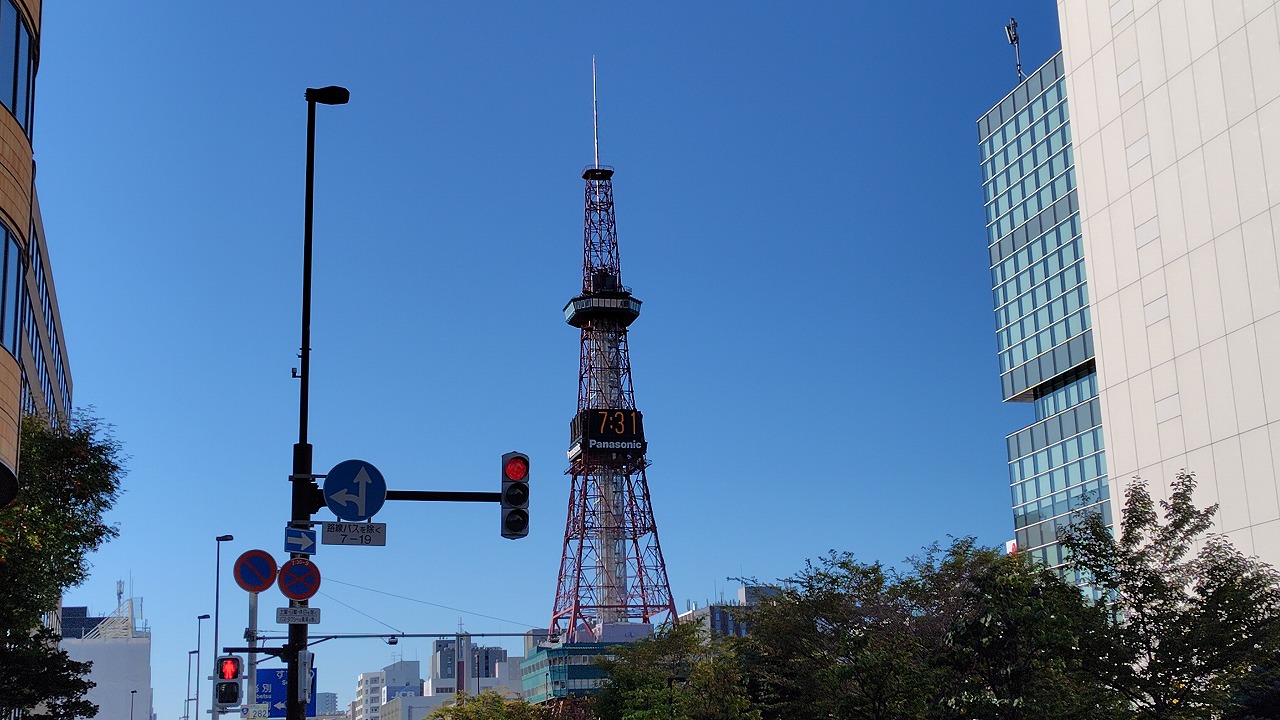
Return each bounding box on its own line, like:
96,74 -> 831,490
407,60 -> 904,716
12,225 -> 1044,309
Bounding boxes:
593,409 -> 644,440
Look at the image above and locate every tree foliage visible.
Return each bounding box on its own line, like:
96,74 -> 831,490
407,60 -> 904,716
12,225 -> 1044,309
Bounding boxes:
0,413 -> 125,718
428,690 -> 547,720
0,624 -> 97,719
739,552 -> 933,720
548,471 -> 1280,719
1059,470 -> 1280,719
595,622 -> 757,720
738,540 -> 1122,720
906,540 -> 1124,720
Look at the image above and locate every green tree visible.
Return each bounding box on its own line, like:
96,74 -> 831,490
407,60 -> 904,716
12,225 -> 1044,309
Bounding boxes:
0,413 -> 125,719
595,622 -> 758,720
739,553 -> 935,720
904,539 -> 1124,720
739,541 -> 1123,720
1222,650 -> 1280,720
1059,470 -> 1280,719
0,625 -> 96,719
427,690 -> 547,720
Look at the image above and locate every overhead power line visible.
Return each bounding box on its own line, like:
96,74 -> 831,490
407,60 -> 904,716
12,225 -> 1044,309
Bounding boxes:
325,577 -> 537,628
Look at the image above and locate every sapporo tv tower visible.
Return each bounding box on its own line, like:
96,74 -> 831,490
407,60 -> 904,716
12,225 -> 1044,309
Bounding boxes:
549,64 -> 677,643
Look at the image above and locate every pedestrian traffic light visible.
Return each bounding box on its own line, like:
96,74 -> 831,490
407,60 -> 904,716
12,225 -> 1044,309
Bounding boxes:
213,655 -> 243,711
501,451 -> 530,539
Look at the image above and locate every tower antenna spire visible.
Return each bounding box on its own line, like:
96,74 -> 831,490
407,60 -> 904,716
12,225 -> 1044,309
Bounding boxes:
592,56 -> 600,169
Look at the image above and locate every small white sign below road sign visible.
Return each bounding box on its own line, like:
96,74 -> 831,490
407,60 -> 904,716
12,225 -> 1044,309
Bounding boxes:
276,607 -> 321,625
322,521 -> 387,546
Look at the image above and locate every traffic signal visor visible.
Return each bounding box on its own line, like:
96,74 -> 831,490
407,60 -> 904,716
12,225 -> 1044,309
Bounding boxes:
501,451 -> 530,539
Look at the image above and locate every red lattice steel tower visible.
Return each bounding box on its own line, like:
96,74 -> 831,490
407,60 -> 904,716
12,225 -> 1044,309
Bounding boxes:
549,162 -> 677,643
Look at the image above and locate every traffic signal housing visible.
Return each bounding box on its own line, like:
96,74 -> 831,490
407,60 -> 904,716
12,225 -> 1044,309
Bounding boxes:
501,451 -> 530,539
298,650 -> 314,703
213,655 -> 244,711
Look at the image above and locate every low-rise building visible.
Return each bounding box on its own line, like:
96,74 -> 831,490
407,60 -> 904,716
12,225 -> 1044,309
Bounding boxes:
59,596 -> 152,720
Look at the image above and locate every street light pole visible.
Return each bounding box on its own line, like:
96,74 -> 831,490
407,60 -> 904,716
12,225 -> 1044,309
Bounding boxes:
184,650 -> 196,720
212,535 -> 233,717
288,84 -> 349,720
130,689 -> 137,720
194,614 -> 209,718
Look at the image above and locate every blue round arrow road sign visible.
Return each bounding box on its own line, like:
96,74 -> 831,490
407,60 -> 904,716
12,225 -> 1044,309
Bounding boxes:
323,459 -> 388,521
277,558 -> 322,601
233,550 -> 278,593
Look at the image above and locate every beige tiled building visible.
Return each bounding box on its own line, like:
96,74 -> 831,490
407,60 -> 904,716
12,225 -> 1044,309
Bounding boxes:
1056,0 -> 1280,563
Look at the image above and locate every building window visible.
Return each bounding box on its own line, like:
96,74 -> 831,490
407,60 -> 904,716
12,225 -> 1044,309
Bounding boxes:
0,0 -> 32,135
0,225 -> 23,363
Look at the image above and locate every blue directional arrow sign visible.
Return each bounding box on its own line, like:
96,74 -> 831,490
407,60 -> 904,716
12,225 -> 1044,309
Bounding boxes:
284,527 -> 316,555
323,459 -> 388,521
254,667 -> 316,718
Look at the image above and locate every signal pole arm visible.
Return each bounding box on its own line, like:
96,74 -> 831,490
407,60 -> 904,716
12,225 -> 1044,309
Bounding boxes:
298,487 -> 503,512
386,490 -> 500,502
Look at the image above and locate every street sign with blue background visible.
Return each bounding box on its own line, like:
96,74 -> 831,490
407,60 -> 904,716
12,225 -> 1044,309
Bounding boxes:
322,459 -> 387,521
284,527 -> 317,555
232,550 -> 278,594
255,667 -> 316,718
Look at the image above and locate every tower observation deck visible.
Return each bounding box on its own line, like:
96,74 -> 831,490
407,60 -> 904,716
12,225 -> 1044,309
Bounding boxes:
549,164 -> 677,643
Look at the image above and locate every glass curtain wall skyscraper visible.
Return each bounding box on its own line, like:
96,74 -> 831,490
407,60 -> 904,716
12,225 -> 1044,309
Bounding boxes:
979,52 -> 1110,576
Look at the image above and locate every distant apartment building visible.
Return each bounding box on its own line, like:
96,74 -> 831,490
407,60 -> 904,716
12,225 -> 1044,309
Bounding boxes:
378,695 -> 441,720
381,660 -> 423,703
426,636 -> 514,697
315,691 -> 339,715
677,586 -> 774,638
353,670 -> 385,720
354,660 -> 423,720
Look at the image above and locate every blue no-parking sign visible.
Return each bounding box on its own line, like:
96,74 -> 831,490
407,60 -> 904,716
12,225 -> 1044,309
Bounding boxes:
233,550 -> 278,594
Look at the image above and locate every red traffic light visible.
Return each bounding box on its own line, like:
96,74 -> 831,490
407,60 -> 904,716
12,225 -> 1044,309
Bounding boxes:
504,455 -> 529,482
217,656 -> 242,680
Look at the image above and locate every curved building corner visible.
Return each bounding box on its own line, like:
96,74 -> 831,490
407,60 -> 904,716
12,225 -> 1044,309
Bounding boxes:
0,0 -> 74,498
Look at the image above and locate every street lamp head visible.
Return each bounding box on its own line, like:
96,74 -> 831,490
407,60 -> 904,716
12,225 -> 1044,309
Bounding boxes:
198,614 -> 210,620
216,535 -> 233,542
306,86 -> 350,105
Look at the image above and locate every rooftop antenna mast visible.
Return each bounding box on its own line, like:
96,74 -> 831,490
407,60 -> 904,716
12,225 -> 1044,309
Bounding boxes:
1005,17 -> 1025,83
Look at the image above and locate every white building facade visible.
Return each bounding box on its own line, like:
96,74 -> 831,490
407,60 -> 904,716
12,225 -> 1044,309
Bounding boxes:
353,671 -> 385,720
59,598 -> 153,720
1055,0 -> 1280,564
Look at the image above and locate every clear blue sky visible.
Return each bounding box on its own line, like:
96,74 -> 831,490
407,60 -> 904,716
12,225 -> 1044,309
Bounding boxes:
38,2 -> 1063,715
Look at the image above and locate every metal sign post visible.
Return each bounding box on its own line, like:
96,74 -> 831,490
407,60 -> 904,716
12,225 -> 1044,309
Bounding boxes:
247,592 -> 259,710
